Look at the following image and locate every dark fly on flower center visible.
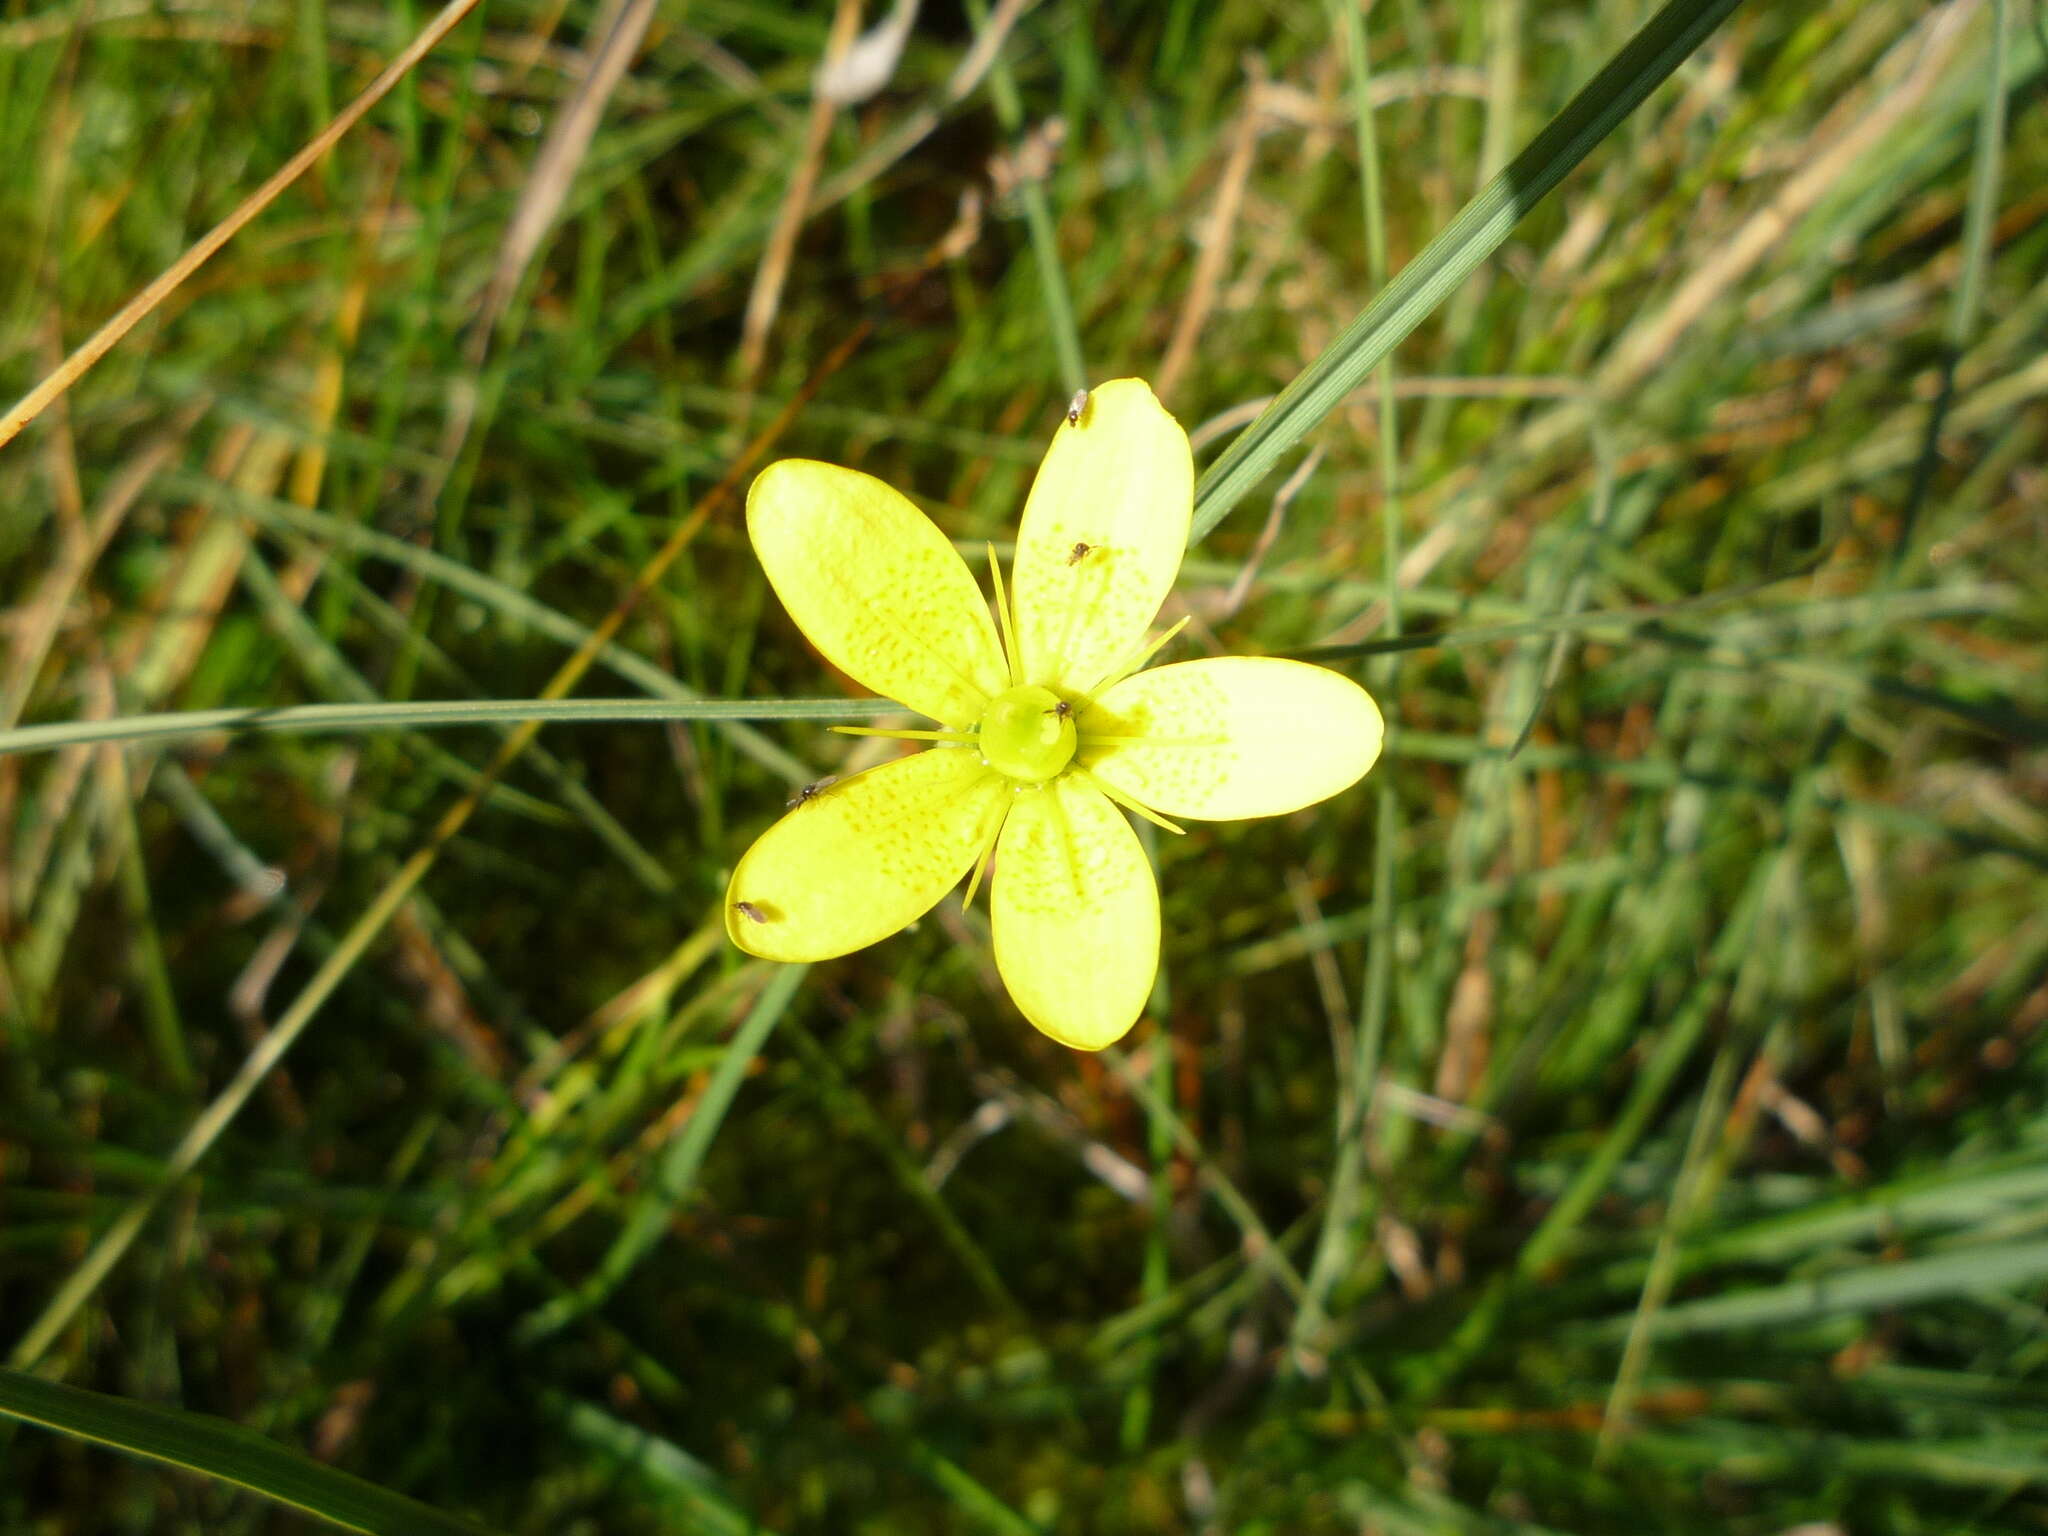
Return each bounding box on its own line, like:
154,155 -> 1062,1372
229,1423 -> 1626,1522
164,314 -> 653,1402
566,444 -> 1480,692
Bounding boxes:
787,776 -> 838,808
1043,699 -> 1075,723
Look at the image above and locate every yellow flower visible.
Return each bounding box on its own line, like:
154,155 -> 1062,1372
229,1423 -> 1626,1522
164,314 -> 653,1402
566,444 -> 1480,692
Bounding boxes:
726,379 -> 1383,1050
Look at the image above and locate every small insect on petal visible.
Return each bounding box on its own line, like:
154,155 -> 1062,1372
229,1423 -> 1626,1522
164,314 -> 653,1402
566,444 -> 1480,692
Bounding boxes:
1065,541 -> 1093,566
734,900 -> 770,925
787,776 -> 839,808
1043,699 -> 1075,722
1065,389 -> 1089,425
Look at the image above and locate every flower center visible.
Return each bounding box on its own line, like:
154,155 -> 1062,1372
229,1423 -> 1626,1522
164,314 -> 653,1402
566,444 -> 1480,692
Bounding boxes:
977,685 -> 1077,782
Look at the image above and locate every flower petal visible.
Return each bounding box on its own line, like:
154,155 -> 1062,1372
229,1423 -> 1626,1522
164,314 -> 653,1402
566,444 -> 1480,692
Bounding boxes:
1011,379 -> 1193,695
992,778 -> 1159,1050
749,459 -> 1007,728
1083,656 -> 1383,821
728,747 -> 1004,962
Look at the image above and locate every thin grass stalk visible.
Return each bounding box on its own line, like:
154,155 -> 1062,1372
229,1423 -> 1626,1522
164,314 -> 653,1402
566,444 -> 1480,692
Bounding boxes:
0,698 -> 905,760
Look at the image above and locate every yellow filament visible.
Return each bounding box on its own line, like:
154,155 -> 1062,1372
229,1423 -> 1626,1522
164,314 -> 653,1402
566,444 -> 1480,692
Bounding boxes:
1084,615 -> 1191,697
959,794 -> 1011,910
986,542 -> 1024,687
1074,770 -> 1185,836
1080,733 -> 1230,749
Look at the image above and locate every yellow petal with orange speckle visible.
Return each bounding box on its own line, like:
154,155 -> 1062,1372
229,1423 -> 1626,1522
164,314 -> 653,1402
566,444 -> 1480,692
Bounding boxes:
992,777 -> 1158,1050
749,460 -> 1007,728
727,747 -> 1004,961
1082,656 -> 1382,821
1010,379 -> 1192,696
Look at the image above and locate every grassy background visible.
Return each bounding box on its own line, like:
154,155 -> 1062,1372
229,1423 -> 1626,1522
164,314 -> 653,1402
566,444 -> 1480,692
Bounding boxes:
3,0 -> 2046,1531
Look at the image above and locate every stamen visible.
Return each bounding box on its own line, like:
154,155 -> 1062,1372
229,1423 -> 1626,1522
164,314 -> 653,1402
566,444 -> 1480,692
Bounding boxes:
960,794 -> 1011,910
1084,615 -> 1191,697
986,542 -> 1024,687
831,726 -> 978,744
1076,770 -> 1186,836
1081,733 -> 1229,749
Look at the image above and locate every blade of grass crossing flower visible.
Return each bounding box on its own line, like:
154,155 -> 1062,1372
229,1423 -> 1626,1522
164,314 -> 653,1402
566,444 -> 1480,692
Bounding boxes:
1190,0 -> 1751,541
0,1369 -> 497,1536
234,537 -> 571,828
0,699 -> 904,760
261,535 -> 678,895
189,473 -> 817,782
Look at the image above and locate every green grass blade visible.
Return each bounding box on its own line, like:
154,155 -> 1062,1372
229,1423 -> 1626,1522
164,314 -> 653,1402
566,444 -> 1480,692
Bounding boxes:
0,1369 -> 498,1536
1591,1239 -> 2048,1341
1190,0 -> 1749,540
961,0 -> 1087,395
1948,0 -> 2010,353
0,697 -> 903,759
517,963 -> 809,1342
553,1395 -> 773,1536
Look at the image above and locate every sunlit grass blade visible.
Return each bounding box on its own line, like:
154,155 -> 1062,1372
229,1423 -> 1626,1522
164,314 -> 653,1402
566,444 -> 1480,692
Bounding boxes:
1191,0 -> 1749,540
0,1368 -> 497,1536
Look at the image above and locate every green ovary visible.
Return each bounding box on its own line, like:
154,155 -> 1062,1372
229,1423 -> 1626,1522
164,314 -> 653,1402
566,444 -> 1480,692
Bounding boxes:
978,685 -> 1078,782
